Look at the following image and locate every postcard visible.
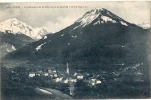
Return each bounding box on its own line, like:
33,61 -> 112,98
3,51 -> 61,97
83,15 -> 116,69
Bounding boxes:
0,1 -> 150,100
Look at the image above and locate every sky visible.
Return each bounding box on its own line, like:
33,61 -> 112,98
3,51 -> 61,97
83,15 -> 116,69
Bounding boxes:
0,1 -> 150,33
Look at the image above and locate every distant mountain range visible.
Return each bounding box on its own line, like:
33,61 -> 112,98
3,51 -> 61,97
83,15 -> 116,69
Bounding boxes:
0,18 -> 51,57
0,18 -> 50,39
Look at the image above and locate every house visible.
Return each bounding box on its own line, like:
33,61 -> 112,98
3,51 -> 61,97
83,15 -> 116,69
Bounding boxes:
35,70 -> 42,76
36,73 -> 41,76
73,72 -> 84,80
96,80 -> 101,84
64,78 -> 69,83
54,73 -> 64,82
53,73 -> 58,77
77,74 -> 84,80
70,78 -> 77,83
49,74 -> 53,77
88,78 -> 102,86
90,79 -> 96,86
43,72 -> 49,76
48,68 -> 58,78
29,72 -> 36,78
48,68 -> 53,74
63,77 -> 77,84
55,77 -> 63,82
52,70 -> 57,73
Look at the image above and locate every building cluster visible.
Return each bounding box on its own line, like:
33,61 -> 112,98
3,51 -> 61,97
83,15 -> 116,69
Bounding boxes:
28,63 -> 102,87
28,67 -> 58,78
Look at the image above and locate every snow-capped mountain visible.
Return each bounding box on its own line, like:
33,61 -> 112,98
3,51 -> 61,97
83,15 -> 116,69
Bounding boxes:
73,8 -> 129,29
0,18 -> 50,39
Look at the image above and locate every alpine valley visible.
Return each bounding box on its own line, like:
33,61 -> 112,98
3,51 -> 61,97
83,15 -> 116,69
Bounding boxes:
1,8 -> 150,99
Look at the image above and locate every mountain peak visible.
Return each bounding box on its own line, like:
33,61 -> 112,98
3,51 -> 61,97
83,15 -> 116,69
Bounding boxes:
75,8 -> 129,27
5,18 -> 23,25
76,9 -> 101,26
92,8 -> 108,13
86,8 -> 107,14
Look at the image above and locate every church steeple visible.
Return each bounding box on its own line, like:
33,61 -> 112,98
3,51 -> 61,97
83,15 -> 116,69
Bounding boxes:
66,62 -> 69,74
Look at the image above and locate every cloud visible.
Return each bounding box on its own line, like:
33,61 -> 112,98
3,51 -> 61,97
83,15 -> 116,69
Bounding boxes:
45,16 -> 78,33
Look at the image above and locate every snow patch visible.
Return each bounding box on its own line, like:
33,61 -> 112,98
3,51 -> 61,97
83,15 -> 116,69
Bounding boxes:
43,36 -> 47,39
37,88 -> 52,95
120,21 -> 128,26
61,34 -> 64,36
101,21 -> 104,23
72,26 -> 80,30
71,35 -> 77,38
93,20 -> 104,25
101,16 -> 117,23
123,63 -> 142,72
12,45 -> 16,50
136,72 -> 143,75
6,49 -> 10,52
107,11 -> 112,17
36,42 -> 46,51
6,45 -> 16,52
115,63 -> 125,66
93,20 -> 100,25
76,10 -> 100,27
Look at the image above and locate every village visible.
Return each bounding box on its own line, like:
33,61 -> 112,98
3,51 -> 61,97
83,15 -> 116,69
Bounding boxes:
7,63 -> 102,96
28,63 -> 102,87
